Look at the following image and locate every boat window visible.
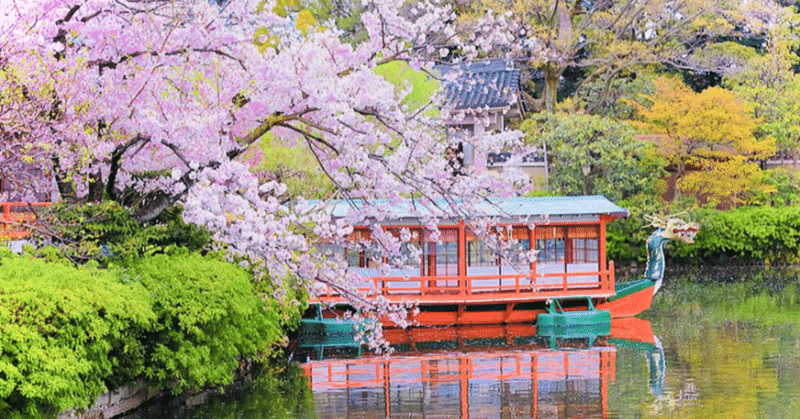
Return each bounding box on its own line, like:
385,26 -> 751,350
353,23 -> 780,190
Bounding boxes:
386,227 -> 422,271
535,225 -> 601,283
424,228 -> 459,276
501,226 -> 531,274
316,243 -> 345,262
571,238 -> 599,263
535,226 -> 565,264
466,228 -> 499,276
568,226 -> 599,263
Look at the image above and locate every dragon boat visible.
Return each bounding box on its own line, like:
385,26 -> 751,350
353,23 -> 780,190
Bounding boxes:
301,196 -> 698,334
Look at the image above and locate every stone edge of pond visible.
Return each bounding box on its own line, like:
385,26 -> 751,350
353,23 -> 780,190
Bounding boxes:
57,381 -> 161,419
57,362 -> 260,419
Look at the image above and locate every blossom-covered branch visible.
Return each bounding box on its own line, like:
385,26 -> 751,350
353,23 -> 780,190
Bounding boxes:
0,0 -> 538,347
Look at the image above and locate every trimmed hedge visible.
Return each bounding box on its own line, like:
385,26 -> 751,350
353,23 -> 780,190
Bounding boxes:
672,206 -> 800,263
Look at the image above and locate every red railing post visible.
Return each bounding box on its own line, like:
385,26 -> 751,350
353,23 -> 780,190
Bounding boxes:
609,260 -> 615,293
376,279 -> 385,296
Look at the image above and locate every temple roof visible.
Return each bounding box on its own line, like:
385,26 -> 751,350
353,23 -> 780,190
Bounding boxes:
434,60 -> 521,110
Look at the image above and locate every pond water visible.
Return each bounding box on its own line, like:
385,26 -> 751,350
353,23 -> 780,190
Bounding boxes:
123,267 -> 800,418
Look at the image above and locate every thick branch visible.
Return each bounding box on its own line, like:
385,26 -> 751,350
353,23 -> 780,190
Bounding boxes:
50,154 -> 76,201
107,134 -> 150,200
227,109 -> 316,159
277,122 -> 340,156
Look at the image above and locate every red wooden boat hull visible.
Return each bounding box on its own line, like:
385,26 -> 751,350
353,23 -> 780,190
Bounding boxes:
596,286 -> 655,319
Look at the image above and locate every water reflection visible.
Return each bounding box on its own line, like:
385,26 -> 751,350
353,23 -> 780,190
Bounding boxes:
301,319 -> 662,419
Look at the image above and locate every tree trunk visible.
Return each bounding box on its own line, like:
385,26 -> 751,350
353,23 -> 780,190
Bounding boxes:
134,191 -> 175,223
543,63 -> 563,114
673,163 -> 685,202
51,155 -> 76,202
582,175 -> 590,195
542,0 -> 573,114
87,169 -> 104,202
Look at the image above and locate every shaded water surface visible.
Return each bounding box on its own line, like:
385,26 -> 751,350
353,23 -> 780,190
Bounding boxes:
125,267 -> 800,418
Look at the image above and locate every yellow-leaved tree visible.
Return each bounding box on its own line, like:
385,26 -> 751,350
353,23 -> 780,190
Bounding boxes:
634,76 -> 775,207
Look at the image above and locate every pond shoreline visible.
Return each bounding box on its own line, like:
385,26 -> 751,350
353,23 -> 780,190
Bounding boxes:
58,361 -> 262,419
615,260 -> 800,281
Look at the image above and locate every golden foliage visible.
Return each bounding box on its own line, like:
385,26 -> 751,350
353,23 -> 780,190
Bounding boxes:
634,76 -> 775,206
680,158 -> 776,208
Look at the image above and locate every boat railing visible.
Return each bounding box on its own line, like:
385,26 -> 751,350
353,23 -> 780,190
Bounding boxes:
1,202 -> 50,240
314,260 -> 615,302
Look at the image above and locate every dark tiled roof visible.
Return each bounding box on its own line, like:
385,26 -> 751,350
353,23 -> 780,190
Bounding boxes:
435,60 -> 521,110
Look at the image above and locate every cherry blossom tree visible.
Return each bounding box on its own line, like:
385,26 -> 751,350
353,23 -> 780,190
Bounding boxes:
0,0 -> 539,347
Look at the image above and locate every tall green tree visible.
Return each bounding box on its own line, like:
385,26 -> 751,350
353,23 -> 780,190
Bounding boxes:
521,112 -> 662,200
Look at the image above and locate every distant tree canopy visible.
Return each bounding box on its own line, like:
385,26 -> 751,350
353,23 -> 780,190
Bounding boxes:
725,7 -> 800,162
521,112 -> 662,201
457,0 -> 768,114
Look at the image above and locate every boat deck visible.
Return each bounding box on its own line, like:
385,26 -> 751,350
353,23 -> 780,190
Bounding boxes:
313,261 -> 616,306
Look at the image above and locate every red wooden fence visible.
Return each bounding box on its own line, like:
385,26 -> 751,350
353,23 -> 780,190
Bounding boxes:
0,202 -> 50,240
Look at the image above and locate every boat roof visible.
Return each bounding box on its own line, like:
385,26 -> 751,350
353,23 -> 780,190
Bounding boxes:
306,196 -> 629,219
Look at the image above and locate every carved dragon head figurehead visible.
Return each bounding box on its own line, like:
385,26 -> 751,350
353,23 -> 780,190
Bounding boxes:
643,214 -> 700,291
645,213 -> 700,244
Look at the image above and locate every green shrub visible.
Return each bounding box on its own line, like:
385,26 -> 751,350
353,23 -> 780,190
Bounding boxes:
0,249 -> 153,416
608,204 -> 800,265
120,251 -> 289,393
675,206 -> 800,263
0,249 -> 299,417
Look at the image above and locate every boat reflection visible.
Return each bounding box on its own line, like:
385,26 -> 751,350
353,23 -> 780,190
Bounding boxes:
300,318 -> 663,419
